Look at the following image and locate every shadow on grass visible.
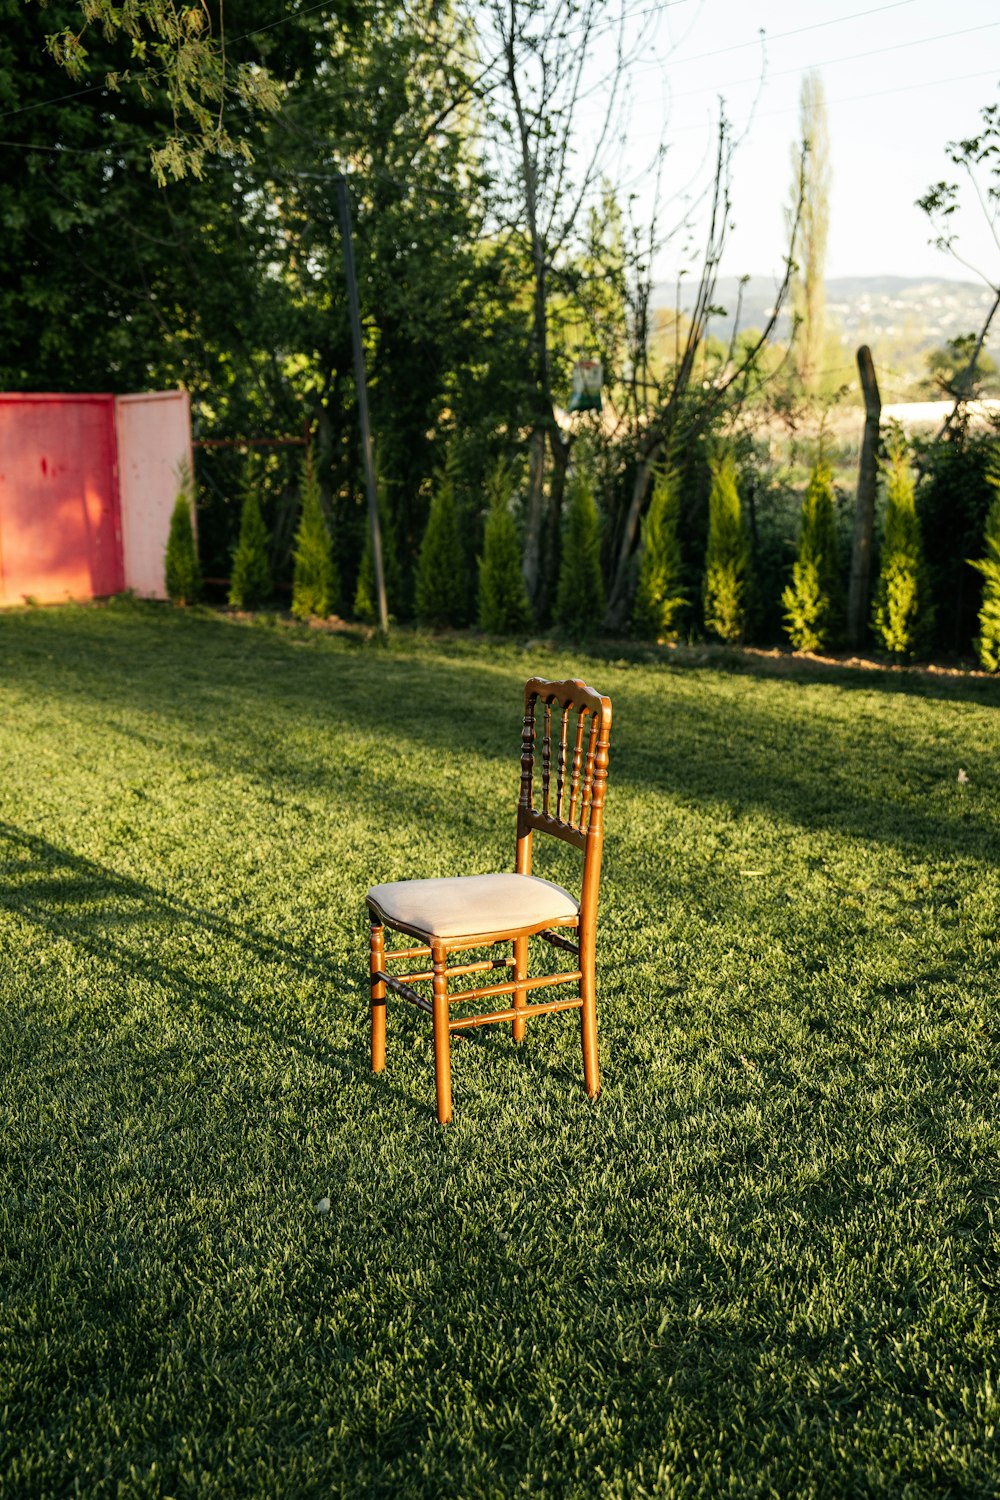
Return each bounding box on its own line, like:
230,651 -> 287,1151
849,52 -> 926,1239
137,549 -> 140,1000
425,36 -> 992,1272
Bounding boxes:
0,820 -> 378,1088
0,819 -> 590,1112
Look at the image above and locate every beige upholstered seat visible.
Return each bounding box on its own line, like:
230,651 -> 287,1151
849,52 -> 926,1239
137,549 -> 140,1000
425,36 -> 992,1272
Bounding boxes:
367,873 -> 579,942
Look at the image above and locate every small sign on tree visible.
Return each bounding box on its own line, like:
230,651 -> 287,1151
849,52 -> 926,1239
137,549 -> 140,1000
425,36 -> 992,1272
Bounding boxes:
568,358 -> 603,413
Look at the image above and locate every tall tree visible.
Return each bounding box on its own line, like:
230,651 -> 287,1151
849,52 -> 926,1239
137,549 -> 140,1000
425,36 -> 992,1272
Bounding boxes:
787,71 -> 830,395
479,0 -> 646,619
918,90 -> 1000,436
603,122 -> 805,628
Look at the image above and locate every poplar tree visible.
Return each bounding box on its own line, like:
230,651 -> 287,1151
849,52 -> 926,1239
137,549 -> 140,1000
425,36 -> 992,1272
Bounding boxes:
787,71 -> 830,395
702,452 -> 749,643
631,467 -> 685,640
292,447 -> 338,620
782,459 -> 841,651
872,440 -> 933,657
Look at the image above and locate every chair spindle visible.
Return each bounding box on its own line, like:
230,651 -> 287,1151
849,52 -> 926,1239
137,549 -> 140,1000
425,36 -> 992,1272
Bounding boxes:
555,705 -> 570,821
568,708 -> 587,827
541,700 -> 552,816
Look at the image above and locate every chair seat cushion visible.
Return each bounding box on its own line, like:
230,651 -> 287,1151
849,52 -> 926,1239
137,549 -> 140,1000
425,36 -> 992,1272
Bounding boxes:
367,872 -> 579,941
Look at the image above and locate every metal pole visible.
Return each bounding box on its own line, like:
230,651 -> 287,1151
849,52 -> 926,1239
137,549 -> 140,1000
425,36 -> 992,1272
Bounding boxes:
335,172 -> 389,634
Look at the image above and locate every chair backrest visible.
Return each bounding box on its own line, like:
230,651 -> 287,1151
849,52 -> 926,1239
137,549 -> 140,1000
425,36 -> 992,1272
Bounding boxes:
516,678 -> 612,901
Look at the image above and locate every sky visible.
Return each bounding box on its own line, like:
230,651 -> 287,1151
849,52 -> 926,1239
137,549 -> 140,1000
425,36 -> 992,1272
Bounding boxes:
600,0 -> 1000,287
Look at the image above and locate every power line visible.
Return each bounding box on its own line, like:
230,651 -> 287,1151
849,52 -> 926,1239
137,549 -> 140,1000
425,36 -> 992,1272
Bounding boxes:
661,0 -> 921,68
661,18 -> 1000,102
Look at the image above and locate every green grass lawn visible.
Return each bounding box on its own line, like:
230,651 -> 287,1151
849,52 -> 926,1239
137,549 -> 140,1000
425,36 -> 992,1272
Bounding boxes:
1,603 -> 998,1499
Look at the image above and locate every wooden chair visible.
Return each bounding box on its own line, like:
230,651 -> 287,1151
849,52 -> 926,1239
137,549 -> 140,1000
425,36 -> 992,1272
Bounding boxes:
366,676 -> 612,1123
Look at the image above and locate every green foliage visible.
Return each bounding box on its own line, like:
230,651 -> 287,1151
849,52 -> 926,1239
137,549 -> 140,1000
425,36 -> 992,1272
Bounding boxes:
969,460 -> 1000,671
292,448 -> 338,621
702,451 -> 750,642
415,462 -> 466,628
872,441 -> 934,658
554,469 -> 606,636
228,490 -> 271,610
354,477 -> 402,625
477,467 -> 533,634
915,424 -> 997,653
39,0 -> 281,184
781,460 -> 841,651
632,467 -> 685,640
163,473 -> 201,605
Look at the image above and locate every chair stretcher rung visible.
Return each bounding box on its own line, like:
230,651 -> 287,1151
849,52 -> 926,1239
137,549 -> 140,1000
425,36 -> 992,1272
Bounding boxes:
379,973 -> 433,1013
395,957 -> 516,985
537,928 -> 580,956
450,969 -> 582,1004
449,995 -> 583,1032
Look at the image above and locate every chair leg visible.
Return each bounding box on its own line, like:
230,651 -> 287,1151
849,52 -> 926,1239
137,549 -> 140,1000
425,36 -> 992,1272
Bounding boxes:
370,921 -> 386,1073
432,943 -> 452,1124
579,927 -> 600,1098
512,933 -> 528,1043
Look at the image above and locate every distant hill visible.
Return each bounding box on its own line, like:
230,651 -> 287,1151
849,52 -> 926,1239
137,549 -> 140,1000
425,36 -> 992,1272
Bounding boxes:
653,274 -> 999,357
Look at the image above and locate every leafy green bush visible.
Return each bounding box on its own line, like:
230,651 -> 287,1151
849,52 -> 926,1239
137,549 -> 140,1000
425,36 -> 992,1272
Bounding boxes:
872,440 -> 933,658
292,448 -> 338,621
702,451 -> 749,643
477,466 -> 532,634
228,490 -> 271,610
969,458 -> 1000,671
415,462 -> 466,628
632,467 -> 685,640
781,460 -> 841,651
913,423 -> 996,653
164,468 -> 201,605
554,468 -> 605,636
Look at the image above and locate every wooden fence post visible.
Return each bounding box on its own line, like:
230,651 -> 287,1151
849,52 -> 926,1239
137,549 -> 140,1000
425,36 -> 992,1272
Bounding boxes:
847,345 -> 881,648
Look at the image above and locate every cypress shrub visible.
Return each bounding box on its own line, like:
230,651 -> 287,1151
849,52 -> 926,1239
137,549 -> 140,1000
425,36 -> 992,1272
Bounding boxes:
914,426 -> 995,653
354,479 -> 401,624
477,467 -> 532,634
415,464 -> 466,628
632,466 -> 685,640
164,472 -> 201,605
554,469 -> 605,636
872,440 -> 934,658
969,460 -> 1000,671
228,490 -> 271,609
292,448 -> 338,620
781,459 -> 841,651
702,451 -> 749,642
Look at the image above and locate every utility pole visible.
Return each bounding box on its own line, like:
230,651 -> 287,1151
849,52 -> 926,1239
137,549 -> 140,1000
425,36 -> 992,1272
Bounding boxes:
847,344 -> 881,647
335,172 -> 389,634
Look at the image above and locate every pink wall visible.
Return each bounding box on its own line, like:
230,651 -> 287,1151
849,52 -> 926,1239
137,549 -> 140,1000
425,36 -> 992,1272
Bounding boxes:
0,390 -> 193,605
116,390 -> 194,600
0,395 -> 124,604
